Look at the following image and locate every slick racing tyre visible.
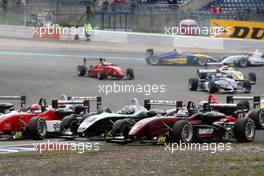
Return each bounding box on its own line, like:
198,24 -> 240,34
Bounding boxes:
197,58 -> 207,66
149,56 -> 160,65
238,58 -> 248,67
98,70 -> 106,80
78,66 -> 86,77
248,109 -> 264,129
60,115 -> 79,136
28,116 -> 47,140
172,120 -> 193,143
126,68 -> 135,80
243,80 -> 251,93
188,78 -> 198,91
248,72 -> 256,84
234,118 -> 255,142
112,119 -> 131,139
208,82 -> 219,94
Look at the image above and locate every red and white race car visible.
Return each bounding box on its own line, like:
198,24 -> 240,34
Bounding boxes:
0,96 -> 101,140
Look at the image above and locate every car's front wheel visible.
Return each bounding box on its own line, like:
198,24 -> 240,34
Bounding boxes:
248,109 -> 264,129
28,116 -> 47,140
172,120 -> 193,143
234,118 -> 255,142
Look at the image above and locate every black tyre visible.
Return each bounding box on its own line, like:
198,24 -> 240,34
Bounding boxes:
208,82 -> 219,93
243,80 -> 251,93
238,58 -> 248,67
234,118 -> 255,142
60,115 -> 79,135
126,68 -> 135,79
78,66 -> 86,77
112,120 -> 131,138
28,116 -> 47,140
248,109 -> 264,129
98,70 -> 106,80
188,78 -> 198,91
172,120 -> 193,143
149,56 -> 160,65
197,58 -> 207,66
248,72 -> 256,84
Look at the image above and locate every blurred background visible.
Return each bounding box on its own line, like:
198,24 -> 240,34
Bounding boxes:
0,0 -> 263,33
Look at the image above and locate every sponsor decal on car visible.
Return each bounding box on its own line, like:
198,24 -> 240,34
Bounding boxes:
197,128 -> 214,136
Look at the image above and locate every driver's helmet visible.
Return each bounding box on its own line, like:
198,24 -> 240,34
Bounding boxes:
197,101 -> 207,111
220,65 -> 229,71
31,104 -> 41,113
121,106 -> 135,114
215,72 -> 222,78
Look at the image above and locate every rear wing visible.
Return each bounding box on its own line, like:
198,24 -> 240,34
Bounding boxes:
0,96 -> 26,107
226,96 -> 260,109
144,99 -> 182,110
68,96 -> 102,110
52,96 -> 102,113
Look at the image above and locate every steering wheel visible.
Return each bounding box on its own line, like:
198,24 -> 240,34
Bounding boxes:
39,98 -> 47,112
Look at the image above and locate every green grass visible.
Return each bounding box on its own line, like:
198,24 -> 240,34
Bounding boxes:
206,156 -> 264,162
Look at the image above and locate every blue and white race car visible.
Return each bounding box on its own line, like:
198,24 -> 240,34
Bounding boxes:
215,49 -> 264,67
188,70 -> 251,94
145,49 -> 217,66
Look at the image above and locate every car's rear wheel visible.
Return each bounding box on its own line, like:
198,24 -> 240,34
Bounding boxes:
172,120 -> 193,143
28,116 -> 47,140
78,66 -> 86,77
234,118 -> 255,142
248,72 -> 256,84
248,109 -> 264,129
238,58 -> 248,67
150,56 -> 160,65
197,58 -> 207,66
188,78 -> 198,91
209,82 -> 218,93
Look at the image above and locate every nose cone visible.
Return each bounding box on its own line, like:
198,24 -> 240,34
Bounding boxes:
128,124 -> 143,136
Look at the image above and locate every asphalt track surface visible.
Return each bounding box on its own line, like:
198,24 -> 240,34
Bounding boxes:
0,37 -> 263,149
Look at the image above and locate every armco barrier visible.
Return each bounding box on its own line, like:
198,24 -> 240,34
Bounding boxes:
0,25 -> 263,50
0,25 -> 32,39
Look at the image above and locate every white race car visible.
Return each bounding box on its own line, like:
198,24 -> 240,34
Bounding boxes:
219,49 -> 264,67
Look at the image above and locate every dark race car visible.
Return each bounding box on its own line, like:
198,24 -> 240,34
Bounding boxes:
107,95 -> 260,144
145,48 -> 217,66
0,96 -> 93,140
60,98 -> 150,140
0,96 -> 26,114
77,58 -> 134,80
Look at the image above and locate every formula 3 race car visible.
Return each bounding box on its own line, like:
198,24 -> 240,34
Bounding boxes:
145,48 -> 217,66
214,49 -> 264,67
77,58 -> 134,80
0,96 -> 96,140
189,68 -> 252,94
60,98 -> 149,139
107,96 -> 258,144
197,65 -> 256,84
